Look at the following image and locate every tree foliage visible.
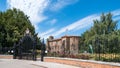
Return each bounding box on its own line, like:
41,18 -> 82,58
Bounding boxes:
0,8 -> 40,48
80,13 -> 120,53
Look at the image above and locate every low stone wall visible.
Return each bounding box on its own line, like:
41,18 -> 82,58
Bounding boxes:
0,55 -> 13,59
44,57 -> 120,68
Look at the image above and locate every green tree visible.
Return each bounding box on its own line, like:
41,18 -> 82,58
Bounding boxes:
80,13 -> 119,53
0,8 -> 36,48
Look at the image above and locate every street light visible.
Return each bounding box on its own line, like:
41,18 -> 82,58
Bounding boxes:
41,38 -> 46,61
96,37 -> 100,60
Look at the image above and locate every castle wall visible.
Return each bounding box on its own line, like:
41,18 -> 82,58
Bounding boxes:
46,36 -> 80,55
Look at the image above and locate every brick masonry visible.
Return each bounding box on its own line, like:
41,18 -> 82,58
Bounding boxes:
0,55 -> 13,59
46,36 -> 80,55
44,57 -> 120,68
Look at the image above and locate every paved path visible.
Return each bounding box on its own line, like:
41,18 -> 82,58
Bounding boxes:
0,59 -> 80,68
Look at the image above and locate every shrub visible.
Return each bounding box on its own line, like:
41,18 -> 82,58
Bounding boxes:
78,54 -> 91,59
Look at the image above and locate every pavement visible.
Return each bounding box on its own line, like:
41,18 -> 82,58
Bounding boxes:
0,59 -> 80,68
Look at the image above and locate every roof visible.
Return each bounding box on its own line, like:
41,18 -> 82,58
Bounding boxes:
48,35 -> 80,42
62,35 -> 80,38
50,38 -> 61,41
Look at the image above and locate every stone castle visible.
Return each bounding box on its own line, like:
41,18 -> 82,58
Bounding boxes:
46,35 -> 80,55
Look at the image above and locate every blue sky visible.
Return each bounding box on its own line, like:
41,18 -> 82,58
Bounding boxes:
0,0 -> 120,39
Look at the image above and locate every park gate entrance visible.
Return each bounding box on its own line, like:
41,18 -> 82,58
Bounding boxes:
13,28 -> 37,61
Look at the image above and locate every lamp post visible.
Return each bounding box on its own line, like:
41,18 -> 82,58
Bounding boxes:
13,42 -> 16,59
98,39 -> 100,60
41,38 -> 45,61
33,36 -> 37,61
96,37 -> 100,60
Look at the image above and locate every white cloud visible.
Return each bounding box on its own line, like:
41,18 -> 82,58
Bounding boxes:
37,9 -> 120,39
7,0 -> 49,29
38,28 -> 55,39
114,16 -> 120,21
52,14 -> 100,36
112,9 -> 120,21
49,0 -> 78,11
50,19 -> 57,25
47,19 -> 57,25
50,9 -> 120,37
112,9 -> 120,16
38,14 -> 100,39
6,0 -> 78,31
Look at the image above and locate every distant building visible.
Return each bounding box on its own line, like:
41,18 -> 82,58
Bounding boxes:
46,36 -> 80,55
